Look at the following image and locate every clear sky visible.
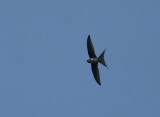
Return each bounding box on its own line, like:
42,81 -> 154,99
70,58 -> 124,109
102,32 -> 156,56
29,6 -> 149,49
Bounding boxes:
0,0 -> 160,117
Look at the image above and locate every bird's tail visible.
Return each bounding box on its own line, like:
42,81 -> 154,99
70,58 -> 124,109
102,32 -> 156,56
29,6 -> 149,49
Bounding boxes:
98,49 -> 108,68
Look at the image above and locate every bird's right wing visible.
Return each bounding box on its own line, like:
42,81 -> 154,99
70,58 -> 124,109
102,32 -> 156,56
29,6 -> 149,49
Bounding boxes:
91,63 -> 101,85
87,35 -> 96,58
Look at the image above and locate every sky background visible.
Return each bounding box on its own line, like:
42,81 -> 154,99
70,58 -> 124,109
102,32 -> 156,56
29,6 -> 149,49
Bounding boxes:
0,0 -> 160,117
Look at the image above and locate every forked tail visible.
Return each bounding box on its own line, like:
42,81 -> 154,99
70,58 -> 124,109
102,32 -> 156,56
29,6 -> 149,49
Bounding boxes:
98,49 -> 108,68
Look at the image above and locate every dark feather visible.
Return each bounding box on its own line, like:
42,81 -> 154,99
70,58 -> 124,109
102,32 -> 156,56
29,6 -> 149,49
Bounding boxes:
91,63 -> 101,85
87,35 -> 96,58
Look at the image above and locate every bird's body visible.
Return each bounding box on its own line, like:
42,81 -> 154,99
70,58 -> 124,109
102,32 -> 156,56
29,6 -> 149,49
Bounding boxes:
87,57 -> 99,63
86,35 -> 108,86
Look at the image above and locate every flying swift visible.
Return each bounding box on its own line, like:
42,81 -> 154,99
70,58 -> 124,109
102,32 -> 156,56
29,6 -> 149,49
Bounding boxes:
87,35 -> 108,85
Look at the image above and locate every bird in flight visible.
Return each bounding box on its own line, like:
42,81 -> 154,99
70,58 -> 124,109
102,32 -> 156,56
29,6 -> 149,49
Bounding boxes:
87,35 -> 108,86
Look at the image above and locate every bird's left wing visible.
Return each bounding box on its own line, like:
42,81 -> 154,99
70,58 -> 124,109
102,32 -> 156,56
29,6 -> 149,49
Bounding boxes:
91,63 -> 101,85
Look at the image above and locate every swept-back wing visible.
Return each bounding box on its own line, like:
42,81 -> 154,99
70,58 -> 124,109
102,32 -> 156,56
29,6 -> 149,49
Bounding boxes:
87,35 -> 96,58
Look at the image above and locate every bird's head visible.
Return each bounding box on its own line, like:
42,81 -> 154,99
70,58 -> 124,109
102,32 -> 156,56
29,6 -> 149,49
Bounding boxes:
87,59 -> 91,63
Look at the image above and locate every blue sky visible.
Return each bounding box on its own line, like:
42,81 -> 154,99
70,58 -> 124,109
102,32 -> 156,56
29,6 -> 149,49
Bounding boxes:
0,0 -> 160,117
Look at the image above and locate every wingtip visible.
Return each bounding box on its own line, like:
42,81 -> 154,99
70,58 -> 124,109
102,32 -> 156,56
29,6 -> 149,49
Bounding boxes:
97,82 -> 101,86
98,83 -> 101,86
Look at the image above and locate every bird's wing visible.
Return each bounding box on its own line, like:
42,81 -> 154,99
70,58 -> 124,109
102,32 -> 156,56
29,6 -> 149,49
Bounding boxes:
91,63 -> 101,85
87,35 -> 96,58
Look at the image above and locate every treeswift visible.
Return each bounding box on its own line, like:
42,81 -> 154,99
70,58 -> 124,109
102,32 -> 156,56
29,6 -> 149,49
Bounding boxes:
87,35 -> 108,86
